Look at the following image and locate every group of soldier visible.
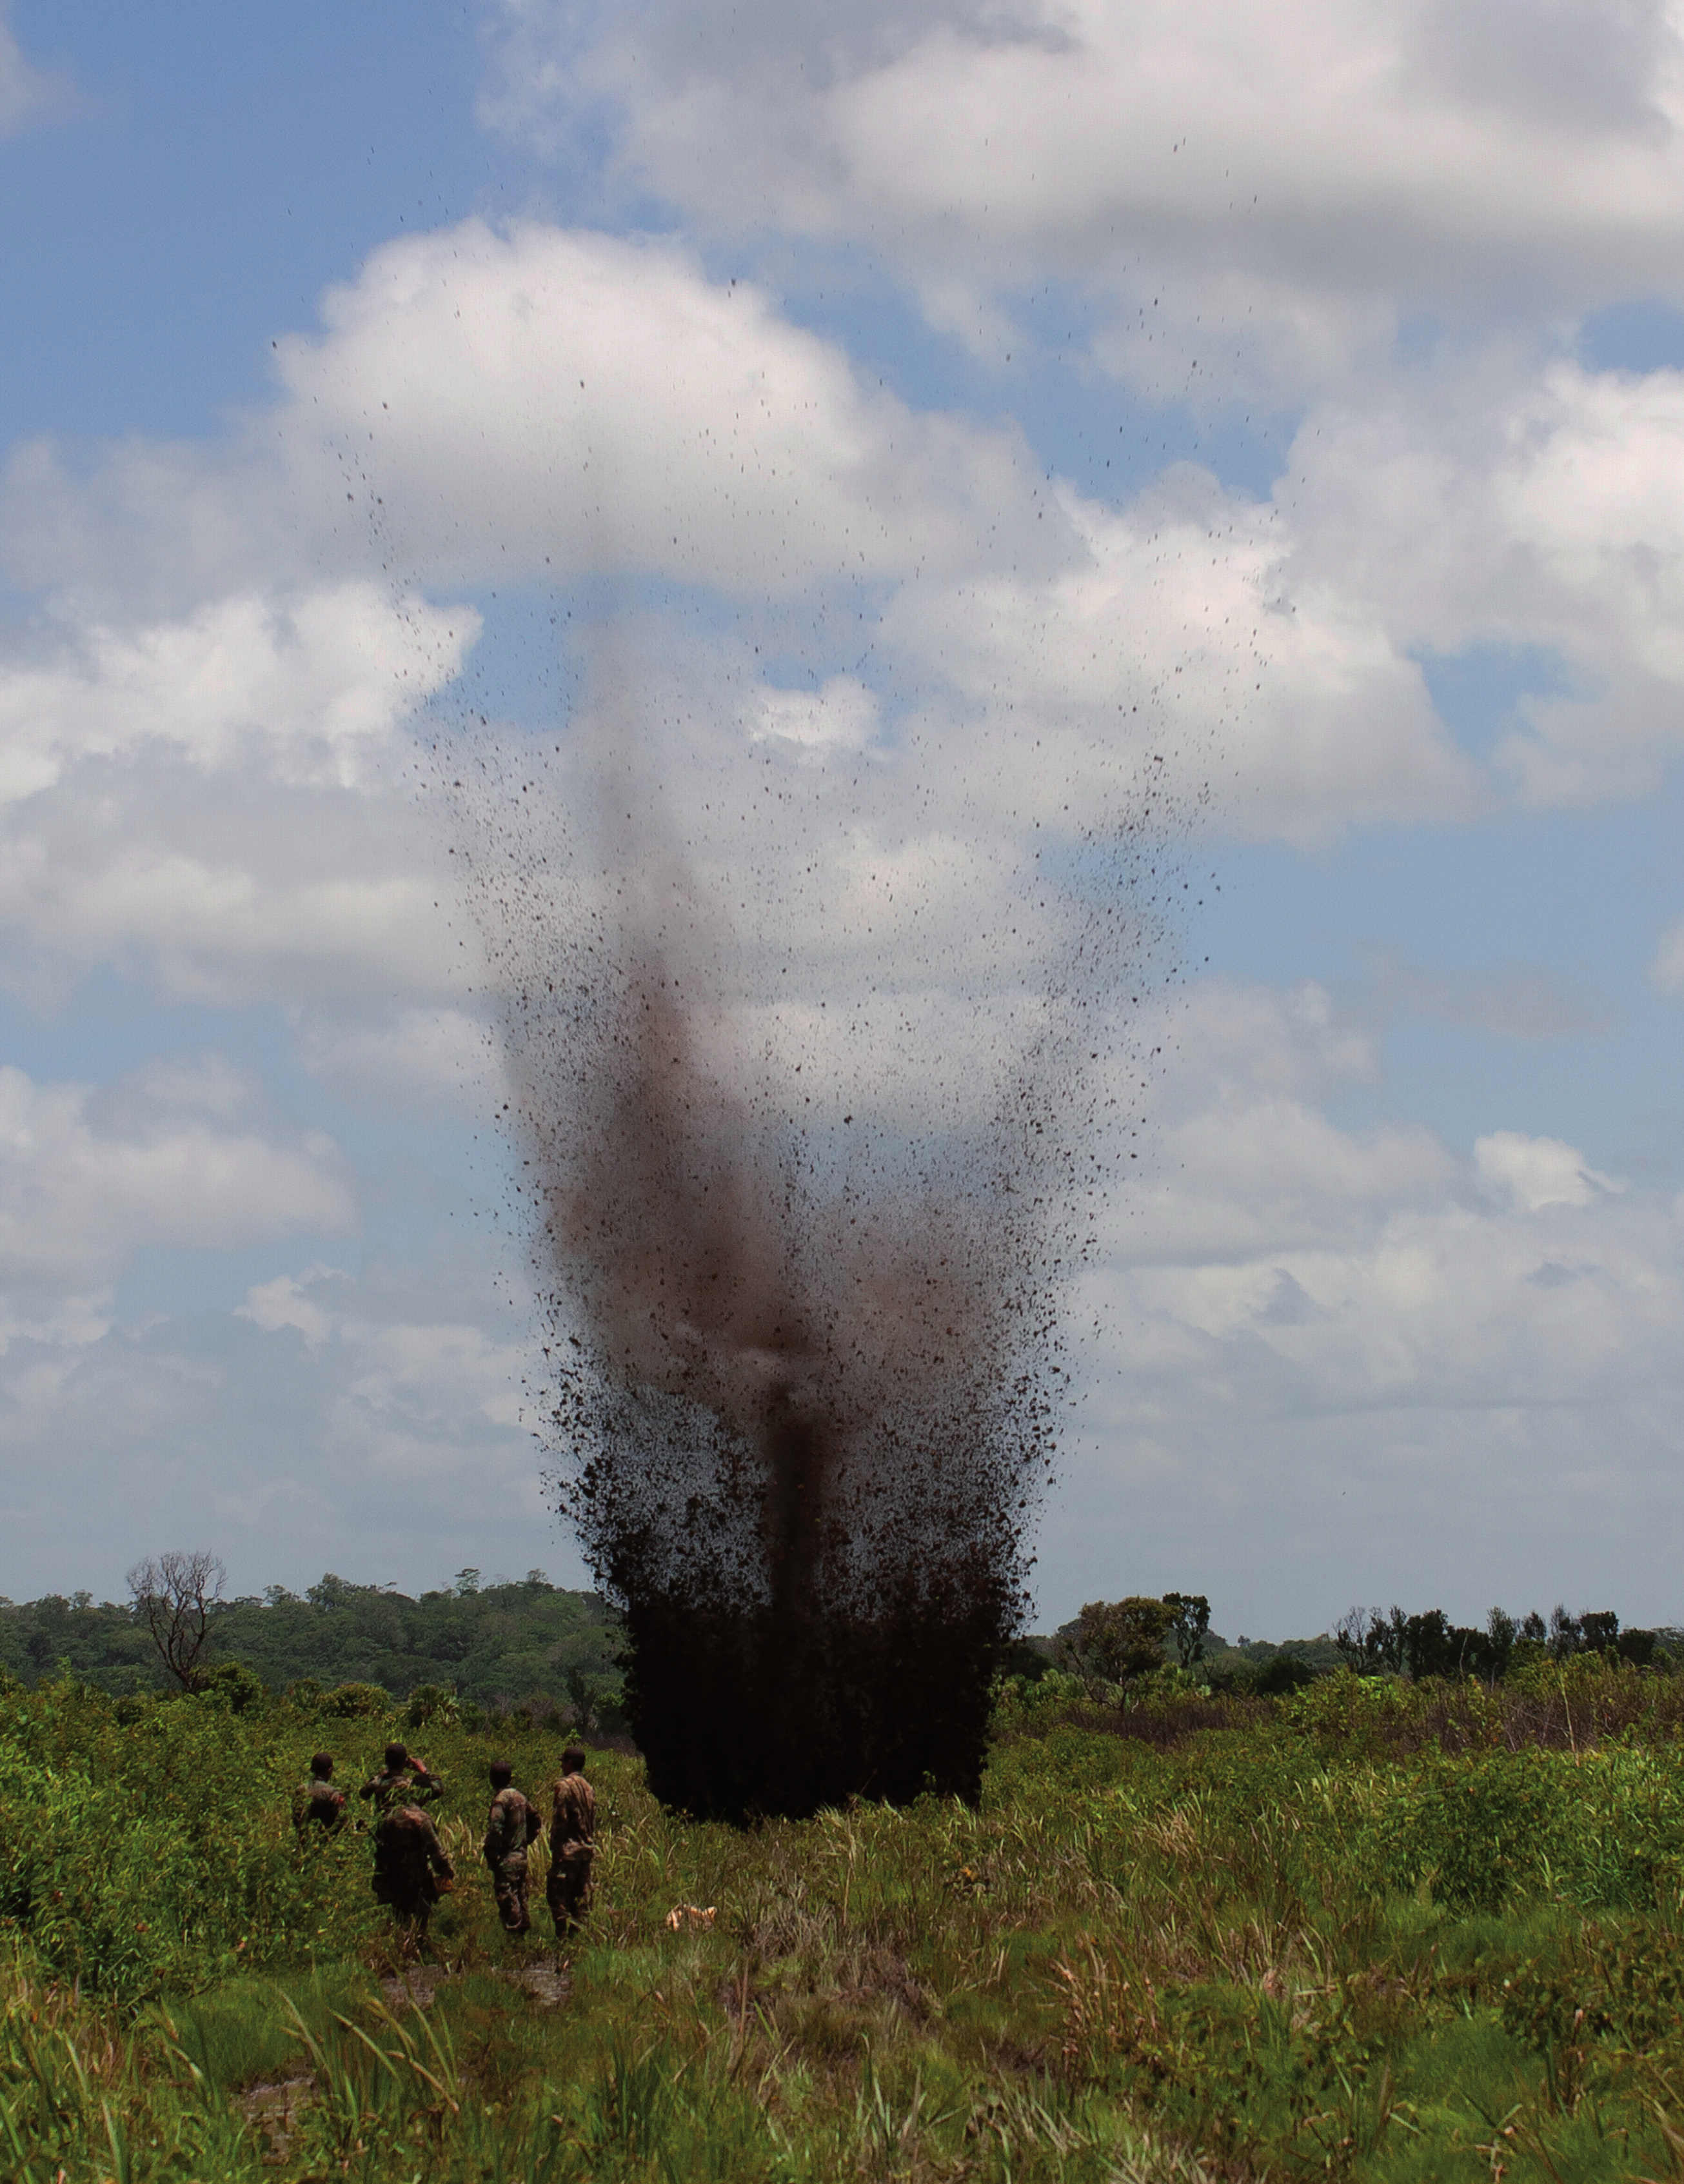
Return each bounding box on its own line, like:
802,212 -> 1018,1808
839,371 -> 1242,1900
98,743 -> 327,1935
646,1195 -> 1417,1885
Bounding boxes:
294,1738 -> 597,1945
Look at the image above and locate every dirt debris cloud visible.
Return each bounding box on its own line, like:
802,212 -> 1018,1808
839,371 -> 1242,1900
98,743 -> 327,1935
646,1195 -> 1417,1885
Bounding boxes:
458,625 -> 1191,1820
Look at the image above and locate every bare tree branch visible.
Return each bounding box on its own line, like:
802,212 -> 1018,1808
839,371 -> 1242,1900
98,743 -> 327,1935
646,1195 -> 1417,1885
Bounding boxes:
126,1549 -> 226,1691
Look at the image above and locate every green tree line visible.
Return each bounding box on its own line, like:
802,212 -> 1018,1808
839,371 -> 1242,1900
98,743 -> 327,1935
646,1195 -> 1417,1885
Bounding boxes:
0,1568 -> 624,1713
1046,1593 -> 1682,1697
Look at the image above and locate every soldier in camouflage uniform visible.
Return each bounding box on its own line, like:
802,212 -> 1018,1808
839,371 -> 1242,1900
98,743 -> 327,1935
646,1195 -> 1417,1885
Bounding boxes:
371,1802 -> 455,1939
546,1745 -> 596,1937
293,1751 -> 348,1837
482,1760 -> 542,1934
359,1741 -> 444,1816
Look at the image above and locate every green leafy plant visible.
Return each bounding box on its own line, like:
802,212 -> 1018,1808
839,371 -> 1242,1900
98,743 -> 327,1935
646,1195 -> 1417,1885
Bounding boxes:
317,1681 -> 392,1719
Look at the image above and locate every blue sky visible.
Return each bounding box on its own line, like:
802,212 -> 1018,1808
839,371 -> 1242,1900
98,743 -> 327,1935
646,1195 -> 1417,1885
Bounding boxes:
4,0 -> 1684,1636
5,3 -> 504,439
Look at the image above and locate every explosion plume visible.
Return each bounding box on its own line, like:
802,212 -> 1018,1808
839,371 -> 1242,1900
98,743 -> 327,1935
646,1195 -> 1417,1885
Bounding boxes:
462,638 -> 1186,1821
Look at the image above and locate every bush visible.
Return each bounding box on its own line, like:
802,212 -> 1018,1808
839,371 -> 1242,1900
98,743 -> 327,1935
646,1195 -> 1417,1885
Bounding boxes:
1358,1747 -> 1684,1911
317,1681 -> 391,1719
0,1691 -> 375,1999
197,1660 -> 267,1714
403,1681 -> 459,1729
1253,1653 -> 1317,1696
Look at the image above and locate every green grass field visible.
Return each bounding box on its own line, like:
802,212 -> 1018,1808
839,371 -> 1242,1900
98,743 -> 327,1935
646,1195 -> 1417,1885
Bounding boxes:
5,1659 -> 1684,2180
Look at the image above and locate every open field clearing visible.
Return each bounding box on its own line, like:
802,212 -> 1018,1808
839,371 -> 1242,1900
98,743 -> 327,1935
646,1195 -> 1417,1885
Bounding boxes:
6,1662 -> 1684,2180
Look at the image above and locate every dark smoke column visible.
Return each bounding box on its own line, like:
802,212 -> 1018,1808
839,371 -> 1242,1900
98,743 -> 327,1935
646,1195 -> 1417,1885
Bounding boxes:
502,846 -> 1068,1821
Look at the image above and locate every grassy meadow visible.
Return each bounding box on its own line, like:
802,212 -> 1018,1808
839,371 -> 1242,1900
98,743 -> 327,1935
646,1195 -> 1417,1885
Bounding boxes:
5,1660 -> 1684,2179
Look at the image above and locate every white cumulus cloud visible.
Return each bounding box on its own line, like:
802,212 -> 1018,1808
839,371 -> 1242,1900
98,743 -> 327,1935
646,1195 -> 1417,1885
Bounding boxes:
0,584 -> 472,802
484,0 -> 1684,389
1042,978 -> 1684,1627
1474,1130 -> 1626,1212
270,221 -> 1060,597
0,1060 -> 353,1304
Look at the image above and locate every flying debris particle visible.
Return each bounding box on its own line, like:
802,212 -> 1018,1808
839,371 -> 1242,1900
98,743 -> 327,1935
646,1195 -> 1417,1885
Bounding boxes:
448,555 -> 1205,1822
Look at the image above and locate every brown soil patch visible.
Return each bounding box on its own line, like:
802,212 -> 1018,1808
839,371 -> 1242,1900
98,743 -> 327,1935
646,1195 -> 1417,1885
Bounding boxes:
381,1966 -> 448,2010
379,1961 -> 572,2011
502,1963 -> 571,2007
239,2074 -> 312,2165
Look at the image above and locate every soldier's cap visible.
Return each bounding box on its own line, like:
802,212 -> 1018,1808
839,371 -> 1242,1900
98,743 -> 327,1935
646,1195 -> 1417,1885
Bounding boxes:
383,1740 -> 409,1769
562,1745 -> 586,1774
489,1758 -> 513,1785
310,1751 -> 334,1776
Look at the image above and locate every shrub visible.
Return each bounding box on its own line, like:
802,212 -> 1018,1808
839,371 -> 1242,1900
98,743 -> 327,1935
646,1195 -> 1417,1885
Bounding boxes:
317,1681 -> 391,1719
1253,1653 -> 1317,1696
1359,1747 -> 1684,1911
196,1660 -> 268,1714
0,1698 -> 375,1999
403,1680 -> 459,1729
1284,1669 -> 1418,1749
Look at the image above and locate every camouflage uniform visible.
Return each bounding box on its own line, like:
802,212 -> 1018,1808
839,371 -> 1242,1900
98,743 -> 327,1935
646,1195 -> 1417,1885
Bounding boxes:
482,1783 -> 542,1934
371,1804 -> 454,1932
546,1770 -> 597,1933
359,1759 -> 444,1817
292,1778 -> 348,1836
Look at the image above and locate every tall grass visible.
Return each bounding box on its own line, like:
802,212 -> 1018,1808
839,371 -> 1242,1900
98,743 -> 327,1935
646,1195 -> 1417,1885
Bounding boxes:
5,1658 -> 1684,2176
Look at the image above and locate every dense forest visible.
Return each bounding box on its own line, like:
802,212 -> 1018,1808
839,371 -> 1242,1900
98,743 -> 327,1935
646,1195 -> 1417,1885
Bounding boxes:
0,1569 -> 624,1714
